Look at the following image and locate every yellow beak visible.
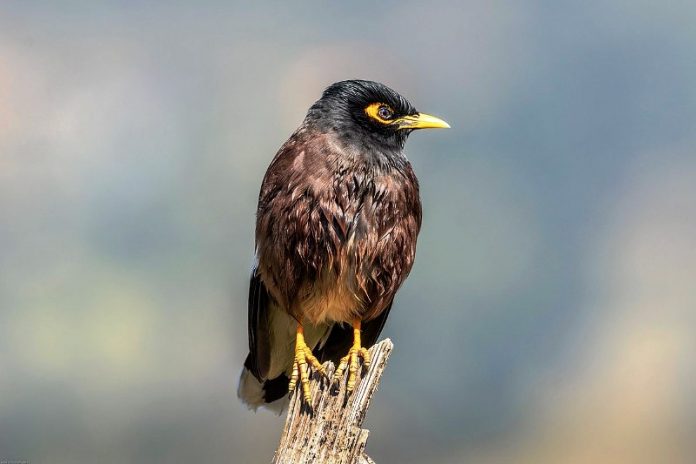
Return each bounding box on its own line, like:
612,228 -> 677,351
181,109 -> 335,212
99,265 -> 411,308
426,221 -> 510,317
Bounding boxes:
395,112 -> 450,130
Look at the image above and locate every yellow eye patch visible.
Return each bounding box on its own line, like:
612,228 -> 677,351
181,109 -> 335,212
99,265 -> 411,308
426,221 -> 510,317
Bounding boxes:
365,102 -> 395,124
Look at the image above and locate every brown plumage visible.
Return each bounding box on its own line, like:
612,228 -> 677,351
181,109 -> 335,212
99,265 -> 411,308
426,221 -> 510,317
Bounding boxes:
256,128 -> 421,324
238,80 -> 449,411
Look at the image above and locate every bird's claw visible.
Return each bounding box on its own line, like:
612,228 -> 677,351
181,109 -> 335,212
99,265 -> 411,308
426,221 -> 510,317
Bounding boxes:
288,337 -> 325,404
333,344 -> 371,394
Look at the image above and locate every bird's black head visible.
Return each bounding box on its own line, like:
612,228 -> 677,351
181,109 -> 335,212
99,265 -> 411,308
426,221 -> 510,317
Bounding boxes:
305,80 -> 449,157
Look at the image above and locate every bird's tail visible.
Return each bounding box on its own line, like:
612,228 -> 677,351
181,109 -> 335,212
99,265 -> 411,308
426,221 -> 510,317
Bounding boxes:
237,354 -> 290,415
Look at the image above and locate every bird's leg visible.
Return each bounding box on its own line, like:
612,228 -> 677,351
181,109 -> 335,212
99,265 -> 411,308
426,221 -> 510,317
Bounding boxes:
288,323 -> 325,404
333,318 -> 371,393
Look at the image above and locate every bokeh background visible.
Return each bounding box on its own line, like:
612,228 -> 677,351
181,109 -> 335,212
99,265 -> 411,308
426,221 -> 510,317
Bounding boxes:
2,2 -> 695,463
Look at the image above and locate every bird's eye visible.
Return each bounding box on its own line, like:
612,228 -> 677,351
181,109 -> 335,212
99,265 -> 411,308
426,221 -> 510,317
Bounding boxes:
365,102 -> 397,124
378,105 -> 394,120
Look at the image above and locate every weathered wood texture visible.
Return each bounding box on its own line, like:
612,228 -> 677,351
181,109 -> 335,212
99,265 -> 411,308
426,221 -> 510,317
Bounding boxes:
272,339 -> 394,464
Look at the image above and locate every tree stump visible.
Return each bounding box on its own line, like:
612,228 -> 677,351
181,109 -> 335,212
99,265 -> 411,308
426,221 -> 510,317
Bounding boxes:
272,339 -> 394,464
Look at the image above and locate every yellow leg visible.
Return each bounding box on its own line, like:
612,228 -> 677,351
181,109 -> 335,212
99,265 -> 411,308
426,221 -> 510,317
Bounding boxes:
333,319 -> 371,393
288,324 -> 325,404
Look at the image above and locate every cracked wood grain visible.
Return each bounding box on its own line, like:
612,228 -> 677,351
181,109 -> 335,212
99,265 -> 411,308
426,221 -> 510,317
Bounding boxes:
272,339 -> 394,464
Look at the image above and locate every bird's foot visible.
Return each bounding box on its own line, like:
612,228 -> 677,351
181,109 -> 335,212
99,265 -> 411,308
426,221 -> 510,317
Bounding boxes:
333,320 -> 370,394
288,327 -> 326,404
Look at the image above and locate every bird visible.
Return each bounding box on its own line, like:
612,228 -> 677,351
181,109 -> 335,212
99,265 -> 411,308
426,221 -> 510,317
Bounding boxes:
238,79 -> 449,412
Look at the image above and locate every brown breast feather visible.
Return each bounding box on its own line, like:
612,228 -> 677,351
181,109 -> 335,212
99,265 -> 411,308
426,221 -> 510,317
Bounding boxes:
255,129 -> 422,325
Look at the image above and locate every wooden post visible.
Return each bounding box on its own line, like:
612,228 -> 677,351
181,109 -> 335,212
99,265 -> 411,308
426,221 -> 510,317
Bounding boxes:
272,339 -> 394,464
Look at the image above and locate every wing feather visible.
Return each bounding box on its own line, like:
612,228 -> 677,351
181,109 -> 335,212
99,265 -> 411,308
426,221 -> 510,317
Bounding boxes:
247,266 -> 271,380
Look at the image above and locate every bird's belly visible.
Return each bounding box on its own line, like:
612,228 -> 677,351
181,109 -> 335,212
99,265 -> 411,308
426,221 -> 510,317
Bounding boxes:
297,268 -> 364,325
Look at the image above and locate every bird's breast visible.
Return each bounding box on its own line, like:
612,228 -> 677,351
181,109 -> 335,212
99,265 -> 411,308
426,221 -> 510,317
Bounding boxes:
257,147 -> 420,324
293,207 -> 366,320
296,268 -> 362,326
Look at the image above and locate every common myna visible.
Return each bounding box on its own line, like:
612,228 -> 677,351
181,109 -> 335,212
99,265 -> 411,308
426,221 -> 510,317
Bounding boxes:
238,80 -> 449,411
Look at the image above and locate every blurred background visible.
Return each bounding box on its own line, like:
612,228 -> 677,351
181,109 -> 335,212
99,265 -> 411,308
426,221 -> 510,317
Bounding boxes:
1,2 -> 695,463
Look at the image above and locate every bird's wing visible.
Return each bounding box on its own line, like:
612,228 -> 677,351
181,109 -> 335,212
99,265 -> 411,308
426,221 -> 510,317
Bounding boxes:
246,265 -> 271,380
316,299 -> 394,365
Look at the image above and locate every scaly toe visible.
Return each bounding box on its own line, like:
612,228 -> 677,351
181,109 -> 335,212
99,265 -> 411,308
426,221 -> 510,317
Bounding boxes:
332,346 -> 371,394
333,353 -> 351,383
359,347 -> 371,369
288,348 -> 324,404
303,348 -> 327,377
